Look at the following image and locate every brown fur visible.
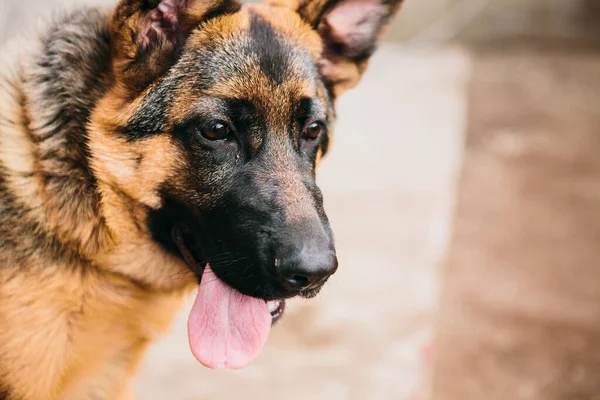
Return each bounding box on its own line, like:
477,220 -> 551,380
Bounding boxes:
0,0 -> 403,398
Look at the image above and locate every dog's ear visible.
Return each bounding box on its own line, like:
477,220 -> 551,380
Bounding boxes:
111,0 -> 239,92
270,0 -> 404,96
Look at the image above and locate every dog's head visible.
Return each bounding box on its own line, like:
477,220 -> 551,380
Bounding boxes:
90,0 -> 402,302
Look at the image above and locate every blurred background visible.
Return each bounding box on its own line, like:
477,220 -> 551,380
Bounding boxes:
2,0 -> 600,399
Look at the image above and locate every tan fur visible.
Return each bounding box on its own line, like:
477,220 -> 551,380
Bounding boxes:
0,266 -> 189,399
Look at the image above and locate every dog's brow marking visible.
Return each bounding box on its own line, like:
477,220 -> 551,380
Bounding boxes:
204,61 -> 316,131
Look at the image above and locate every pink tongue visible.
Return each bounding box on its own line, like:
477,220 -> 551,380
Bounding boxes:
187,265 -> 272,369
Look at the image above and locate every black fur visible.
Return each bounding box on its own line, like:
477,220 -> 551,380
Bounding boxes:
0,170 -> 89,268
248,14 -> 291,86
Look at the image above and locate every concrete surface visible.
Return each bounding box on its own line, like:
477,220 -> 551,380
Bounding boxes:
431,49 -> 600,400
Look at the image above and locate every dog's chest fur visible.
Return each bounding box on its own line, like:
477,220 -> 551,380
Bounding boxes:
0,9 -> 192,399
0,267 -> 187,399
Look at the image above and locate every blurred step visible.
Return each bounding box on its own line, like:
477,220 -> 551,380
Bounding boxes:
432,49 -> 600,400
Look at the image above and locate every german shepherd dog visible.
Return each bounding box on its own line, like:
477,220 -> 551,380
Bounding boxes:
0,0 -> 403,398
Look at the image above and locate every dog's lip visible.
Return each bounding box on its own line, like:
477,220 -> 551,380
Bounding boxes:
171,224 -> 206,277
171,224 -> 286,323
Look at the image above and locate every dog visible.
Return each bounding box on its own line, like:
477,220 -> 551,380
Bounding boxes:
0,0 -> 404,398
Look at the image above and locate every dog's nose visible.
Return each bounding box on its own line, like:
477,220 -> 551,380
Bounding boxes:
276,249 -> 338,291
274,222 -> 338,292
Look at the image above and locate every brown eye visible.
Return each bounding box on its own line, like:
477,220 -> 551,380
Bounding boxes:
303,121 -> 325,140
199,121 -> 231,141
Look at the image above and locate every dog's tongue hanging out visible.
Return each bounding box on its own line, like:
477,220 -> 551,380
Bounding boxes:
187,265 -> 272,369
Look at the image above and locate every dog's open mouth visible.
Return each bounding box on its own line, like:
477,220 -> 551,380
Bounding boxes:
172,225 -> 285,369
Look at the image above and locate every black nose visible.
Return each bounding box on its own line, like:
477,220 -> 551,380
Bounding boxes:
274,222 -> 338,292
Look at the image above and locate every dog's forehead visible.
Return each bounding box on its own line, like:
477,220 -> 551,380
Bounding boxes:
182,6 -> 323,101
125,6 -> 330,136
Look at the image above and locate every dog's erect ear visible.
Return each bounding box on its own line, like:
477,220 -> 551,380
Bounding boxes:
111,0 -> 239,92
270,0 -> 404,96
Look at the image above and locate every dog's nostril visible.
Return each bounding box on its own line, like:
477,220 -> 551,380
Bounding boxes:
277,258 -> 336,291
285,275 -> 310,289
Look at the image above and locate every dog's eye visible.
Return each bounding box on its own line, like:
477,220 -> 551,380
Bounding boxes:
198,121 -> 231,141
303,121 -> 325,140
